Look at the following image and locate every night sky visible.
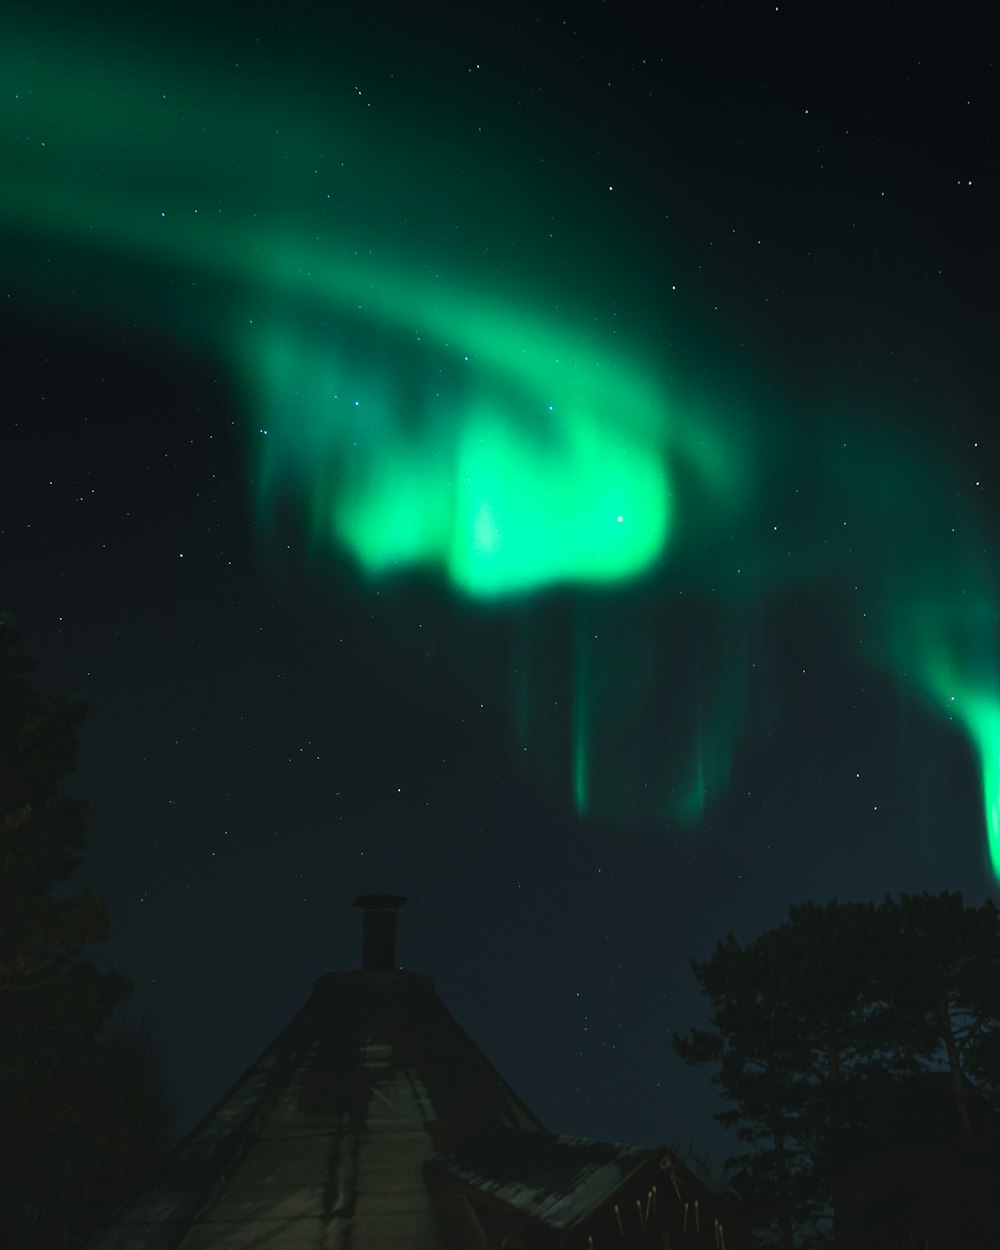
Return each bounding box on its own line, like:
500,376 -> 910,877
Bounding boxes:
2,1 -> 998,1171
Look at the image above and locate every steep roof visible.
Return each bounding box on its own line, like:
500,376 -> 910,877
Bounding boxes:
428,1128 -> 659,1244
88,970 -> 545,1250
428,1127 -> 741,1249
88,896 -> 744,1249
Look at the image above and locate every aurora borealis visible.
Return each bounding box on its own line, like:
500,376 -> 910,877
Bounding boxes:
2,0 -> 997,1162
5,5 -> 998,874
4,6 -> 744,823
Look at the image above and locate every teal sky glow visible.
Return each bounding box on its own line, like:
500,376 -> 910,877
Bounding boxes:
3,12 -> 998,879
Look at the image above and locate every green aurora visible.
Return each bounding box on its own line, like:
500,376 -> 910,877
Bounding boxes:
3,14 -> 999,879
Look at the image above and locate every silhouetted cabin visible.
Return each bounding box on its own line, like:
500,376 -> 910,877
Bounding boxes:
88,895 -> 741,1249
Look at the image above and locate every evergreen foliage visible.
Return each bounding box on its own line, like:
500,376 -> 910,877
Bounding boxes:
674,894 -> 1000,1249
0,616 -> 173,1248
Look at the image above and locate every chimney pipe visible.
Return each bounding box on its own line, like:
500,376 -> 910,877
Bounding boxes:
352,894 -> 407,971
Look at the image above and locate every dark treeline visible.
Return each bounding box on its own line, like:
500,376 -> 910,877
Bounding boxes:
0,617 -> 174,1249
4,611 -> 999,1248
674,894 -> 1000,1249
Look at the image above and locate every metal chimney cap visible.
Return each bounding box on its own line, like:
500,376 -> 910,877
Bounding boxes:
352,893 -> 407,911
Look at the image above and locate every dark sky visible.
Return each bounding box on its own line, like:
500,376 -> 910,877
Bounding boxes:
2,0 -> 998,1170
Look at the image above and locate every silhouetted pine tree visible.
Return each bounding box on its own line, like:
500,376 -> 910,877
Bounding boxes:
0,615 -> 173,1248
674,894 -> 1000,1249
673,929 -> 818,1249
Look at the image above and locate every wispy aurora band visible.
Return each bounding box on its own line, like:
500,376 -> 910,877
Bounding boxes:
3,17 -> 999,879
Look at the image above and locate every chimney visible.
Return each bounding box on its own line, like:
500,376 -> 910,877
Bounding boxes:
352,893 -> 407,971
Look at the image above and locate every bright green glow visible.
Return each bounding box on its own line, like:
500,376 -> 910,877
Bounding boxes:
881,587 -> 1000,880
241,318 -> 670,597
849,428 -> 1000,883
4,15 -> 1000,877
1,21 -> 698,599
916,684 -> 1000,882
981,733 -> 1000,881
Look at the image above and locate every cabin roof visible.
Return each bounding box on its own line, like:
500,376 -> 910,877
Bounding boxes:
427,1126 -> 660,1235
87,898 -> 743,1249
88,970 -> 545,1249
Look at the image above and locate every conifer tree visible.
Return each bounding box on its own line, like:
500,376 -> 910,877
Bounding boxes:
881,891 -> 1000,1136
673,929 -> 816,1249
675,894 -> 1000,1248
0,615 -> 133,1247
